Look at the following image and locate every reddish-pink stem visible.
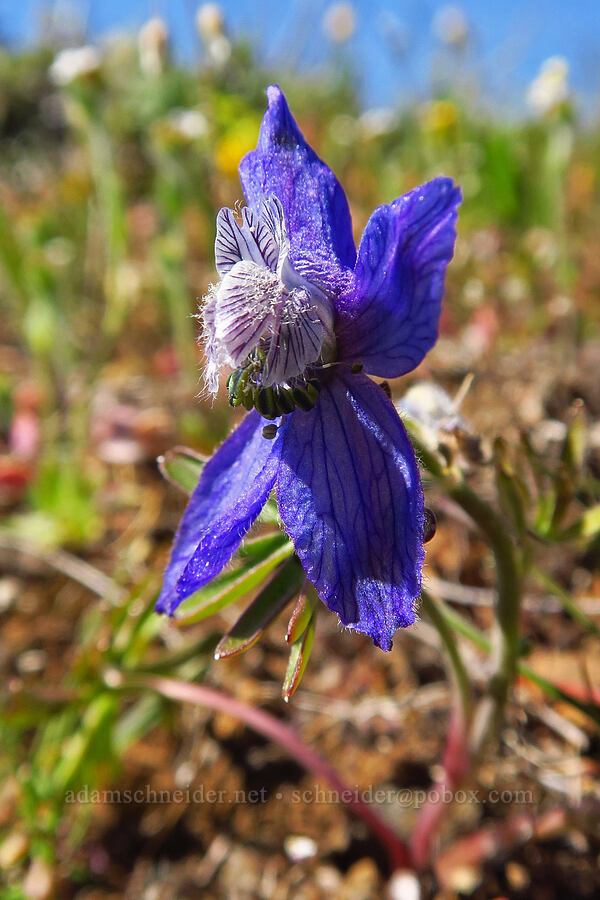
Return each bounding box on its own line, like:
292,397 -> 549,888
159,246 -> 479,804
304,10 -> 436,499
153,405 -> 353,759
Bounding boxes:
434,807 -> 567,888
410,701 -> 471,867
140,674 -> 413,872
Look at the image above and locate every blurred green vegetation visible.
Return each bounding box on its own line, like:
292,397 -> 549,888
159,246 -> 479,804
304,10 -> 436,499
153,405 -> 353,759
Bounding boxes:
1,22 -> 600,896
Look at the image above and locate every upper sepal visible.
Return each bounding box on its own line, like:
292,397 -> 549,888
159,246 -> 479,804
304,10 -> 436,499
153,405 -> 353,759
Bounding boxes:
239,85 -> 356,271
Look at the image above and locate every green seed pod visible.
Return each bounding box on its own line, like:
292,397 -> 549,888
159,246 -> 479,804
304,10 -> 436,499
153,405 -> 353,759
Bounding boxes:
293,386 -> 316,412
307,378 -> 322,394
305,381 -> 320,404
241,389 -> 254,411
275,387 -> 296,414
255,386 -> 277,419
227,367 -> 247,406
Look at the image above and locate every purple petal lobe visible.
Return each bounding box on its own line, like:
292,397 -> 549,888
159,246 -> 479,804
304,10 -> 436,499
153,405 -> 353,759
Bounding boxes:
336,177 -> 461,378
277,371 -> 424,650
156,412 -> 282,615
239,85 -> 356,270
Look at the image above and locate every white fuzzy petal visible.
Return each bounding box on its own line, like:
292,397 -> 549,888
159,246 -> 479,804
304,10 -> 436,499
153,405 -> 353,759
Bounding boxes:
213,261 -> 280,365
263,289 -> 327,386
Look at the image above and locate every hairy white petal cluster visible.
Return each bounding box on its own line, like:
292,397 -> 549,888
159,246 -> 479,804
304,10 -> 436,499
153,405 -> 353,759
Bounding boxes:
201,197 -> 333,395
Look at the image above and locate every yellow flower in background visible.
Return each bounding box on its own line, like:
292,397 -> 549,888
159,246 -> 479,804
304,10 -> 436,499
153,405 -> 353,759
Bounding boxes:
421,99 -> 459,134
214,117 -> 261,177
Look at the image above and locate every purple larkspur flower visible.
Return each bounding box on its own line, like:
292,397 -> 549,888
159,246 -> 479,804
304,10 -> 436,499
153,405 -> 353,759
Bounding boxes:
156,85 -> 461,650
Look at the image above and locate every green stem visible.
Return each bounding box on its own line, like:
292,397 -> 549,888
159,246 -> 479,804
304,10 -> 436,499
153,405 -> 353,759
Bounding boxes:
420,588 -> 472,718
412,431 -> 522,749
425,594 -> 600,726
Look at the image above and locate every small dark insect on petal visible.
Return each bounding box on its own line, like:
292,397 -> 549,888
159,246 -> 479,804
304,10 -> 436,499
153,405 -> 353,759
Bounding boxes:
262,424 -> 278,440
378,380 -> 392,399
423,507 -> 437,543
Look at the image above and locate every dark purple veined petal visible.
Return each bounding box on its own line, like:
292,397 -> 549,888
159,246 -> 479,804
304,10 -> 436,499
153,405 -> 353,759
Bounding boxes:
215,205 -> 280,276
156,412 -> 283,616
335,177 -> 461,378
239,85 -> 356,271
258,194 -> 288,257
277,370 -> 424,650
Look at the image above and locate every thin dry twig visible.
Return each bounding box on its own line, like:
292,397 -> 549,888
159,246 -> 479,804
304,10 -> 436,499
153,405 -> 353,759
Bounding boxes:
0,532 -> 126,605
427,574 -> 600,615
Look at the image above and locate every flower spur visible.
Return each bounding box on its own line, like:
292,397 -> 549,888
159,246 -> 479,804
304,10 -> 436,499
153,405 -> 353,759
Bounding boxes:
157,85 -> 461,650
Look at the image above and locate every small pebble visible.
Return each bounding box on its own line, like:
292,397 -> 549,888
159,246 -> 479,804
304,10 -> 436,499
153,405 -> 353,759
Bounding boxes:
505,860 -> 530,890
17,649 -> 47,675
23,858 -> 55,900
387,870 -> 421,900
0,831 -> 29,869
283,835 -> 318,862
0,578 -> 20,613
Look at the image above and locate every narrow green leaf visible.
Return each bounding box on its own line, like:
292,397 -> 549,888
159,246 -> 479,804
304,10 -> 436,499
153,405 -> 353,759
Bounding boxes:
176,541 -> 295,625
428,592 -> 600,726
285,584 -> 316,644
282,610 -> 317,702
532,567 -> 600,639
552,503 -> 600,542
562,412 -> 586,473
214,557 -> 305,659
420,589 -> 472,717
158,446 -> 207,494
238,532 -> 288,560
113,694 -> 164,754
52,694 -> 116,791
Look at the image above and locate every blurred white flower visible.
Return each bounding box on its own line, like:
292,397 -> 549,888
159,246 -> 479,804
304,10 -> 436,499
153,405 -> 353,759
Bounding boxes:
167,108 -> 209,140
138,17 -> 169,77
358,107 -> 397,139
205,34 -> 231,67
462,277 -> 485,307
323,2 -> 356,43
500,275 -> 528,305
432,5 -> 469,48
49,46 -> 101,86
526,57 -> 570,115
397,382 -> 469,451
196,3 -> 225,39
